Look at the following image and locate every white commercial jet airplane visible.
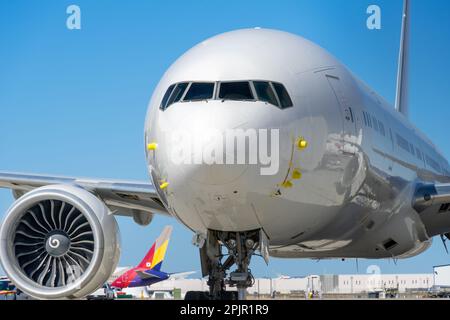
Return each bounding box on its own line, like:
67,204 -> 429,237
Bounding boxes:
1,0 -> 449,300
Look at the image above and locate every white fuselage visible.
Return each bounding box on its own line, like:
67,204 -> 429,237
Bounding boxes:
144,29 -> 450,260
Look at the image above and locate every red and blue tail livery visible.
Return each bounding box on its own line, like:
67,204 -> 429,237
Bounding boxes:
111,226 -> 173,289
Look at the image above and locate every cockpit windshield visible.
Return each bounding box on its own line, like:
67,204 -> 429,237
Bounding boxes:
160,80 -> 293,110
166,82 -> 188,107
272,82 -> 293,108
253,81 -> 279,107
218,82 -> 254,101
184,82 -> 215,101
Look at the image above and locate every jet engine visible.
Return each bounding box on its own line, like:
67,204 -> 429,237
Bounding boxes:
0,184 -> 120,299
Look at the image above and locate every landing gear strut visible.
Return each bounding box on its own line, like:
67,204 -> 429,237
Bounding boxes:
194,229 -> 265,300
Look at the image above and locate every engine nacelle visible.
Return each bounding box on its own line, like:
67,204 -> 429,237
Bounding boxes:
0,184 -> 120,299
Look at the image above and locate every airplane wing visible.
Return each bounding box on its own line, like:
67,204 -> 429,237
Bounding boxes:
413,183 -> 450,236
168,271 -> 197,280
0,171 -> 170,225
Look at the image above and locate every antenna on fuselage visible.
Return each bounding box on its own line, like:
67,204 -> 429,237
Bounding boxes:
395,0 -> 410,117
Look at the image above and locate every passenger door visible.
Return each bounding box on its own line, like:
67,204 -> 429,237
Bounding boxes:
326,75 -> 358,153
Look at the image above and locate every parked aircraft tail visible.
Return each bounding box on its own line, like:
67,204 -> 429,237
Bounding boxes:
137,225 -> 173,271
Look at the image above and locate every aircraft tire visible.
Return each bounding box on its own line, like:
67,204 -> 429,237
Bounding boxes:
184,291 -> 210,300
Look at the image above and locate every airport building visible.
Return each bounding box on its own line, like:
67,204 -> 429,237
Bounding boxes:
144,274 -> 432,296
126,269 -> 447,298
321,274 -> 433,294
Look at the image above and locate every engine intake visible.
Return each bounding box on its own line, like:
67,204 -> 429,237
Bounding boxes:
0,184 -> 120,299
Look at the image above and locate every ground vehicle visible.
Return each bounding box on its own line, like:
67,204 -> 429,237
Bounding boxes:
428,286 -> 450,298
148,290 -> 174,300
86,284 -> 115,301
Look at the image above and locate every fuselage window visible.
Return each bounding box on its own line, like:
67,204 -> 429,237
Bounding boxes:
253,81 -> 279,107
396,133 -> 411,154
426,154 -> 441,173
166,82 -> 189,108
219,82 -> 254,101
183,82 -> 215,101
378,121 -> 386,136
409,143 -> 415,156
416,148 -> 423,161
372,115 -> 379,132
160,84 -> 175,110
272,82 -> 293,108
443,168 -> 450,177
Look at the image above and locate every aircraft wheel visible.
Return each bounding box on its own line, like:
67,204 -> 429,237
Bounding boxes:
184,291 -> 210,300
221,291 -> 238,300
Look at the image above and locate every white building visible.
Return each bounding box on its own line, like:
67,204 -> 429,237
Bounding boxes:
145,274 -> 435,296
330,274 -> 433,294
433,264 -> 450,287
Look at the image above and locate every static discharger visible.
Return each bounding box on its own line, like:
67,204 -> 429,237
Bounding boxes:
147,142 -> 158,151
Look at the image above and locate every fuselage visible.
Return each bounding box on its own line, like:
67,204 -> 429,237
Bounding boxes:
144,29 -> 450,260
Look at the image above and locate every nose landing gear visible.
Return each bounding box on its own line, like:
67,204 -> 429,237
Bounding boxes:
187,229 -> 267,300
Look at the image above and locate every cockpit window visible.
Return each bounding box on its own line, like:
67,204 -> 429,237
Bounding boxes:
159,80 -> 293,111
219,82 -> 254,101
160,84 -> 175,110
253,81 -> 279,107
166,82 -> 189,108
183,82 -> 215,101
272,82 -> 293,108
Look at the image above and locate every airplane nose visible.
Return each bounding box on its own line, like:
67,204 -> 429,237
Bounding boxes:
179,159 -> 248,186
157,101 -> 279,186
163,103 -> 249,186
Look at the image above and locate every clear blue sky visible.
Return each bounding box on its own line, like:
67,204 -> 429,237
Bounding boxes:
1,0 -> 450,278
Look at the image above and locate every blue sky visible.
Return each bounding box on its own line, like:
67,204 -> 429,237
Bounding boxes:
1,0 -> 450,278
